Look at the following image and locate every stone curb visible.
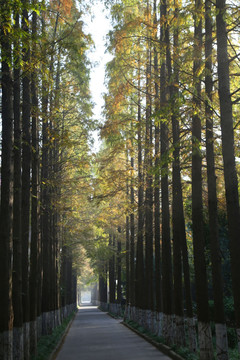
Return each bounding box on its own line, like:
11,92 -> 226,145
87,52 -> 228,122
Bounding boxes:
107,311 -> 122,320
122,321 -> 185,360
49,310 -> 78,360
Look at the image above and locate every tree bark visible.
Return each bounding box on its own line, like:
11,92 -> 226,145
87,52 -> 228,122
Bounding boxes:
12,7 -> 24,360
0,1 -> 14,357
192,0 -> 213,357
117,228 -> 122,311
99,266 -> 108,311
109,234 -> 116,307
29,6 -> 40,356
153,0 -> 162,316
21,2 -> 31,358
145,1 -> 154,317
129,154 -> 135,308
205,1 -> 228,358
125,173 -> 130,307
135,65 -> 145,312
166,3 -> 185,346
216,0 -> 240,353
40,12 -> 52,335
160,0 -> 173,344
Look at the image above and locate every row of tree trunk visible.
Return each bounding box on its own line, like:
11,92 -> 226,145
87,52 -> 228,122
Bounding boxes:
98,232 -> 123,316
0,2 -> 77,359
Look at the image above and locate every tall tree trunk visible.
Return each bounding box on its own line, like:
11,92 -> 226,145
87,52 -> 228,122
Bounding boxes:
52,50 -> 61,327
160,0 -> 173,344
135,63 -> 145,313
117,228 -> 122,314
125,168 -> 130,308
71,268 -> 77,310
41,5 -> 61,334
145,2 -> 154,324
48,106 -> 56,331
60,244 -> 67,315
37,233 -> 43,340
66,250 -> 71,310
29,6 -> 40,356
216,0 -> 240,353
109,234 -> 116,310
12,8 -> 24,360
165,3 -> 185,346
48,57 -> 57,326
0,1 -> 14,357
192,0 -> 213,357
153,0 -> 162,318
21,2 -> 31,357
129,154 -> 135,309
40,11 -> 52,335
99,266 -> 108,311
172,3 -> 196,347
205,1 -> 228,358
41,73 -> 51,334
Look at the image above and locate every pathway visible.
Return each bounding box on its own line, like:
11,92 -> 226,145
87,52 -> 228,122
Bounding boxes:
55,306 -> 172,360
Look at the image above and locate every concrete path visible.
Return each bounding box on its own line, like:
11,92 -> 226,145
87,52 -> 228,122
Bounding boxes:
56,306 -> 172,360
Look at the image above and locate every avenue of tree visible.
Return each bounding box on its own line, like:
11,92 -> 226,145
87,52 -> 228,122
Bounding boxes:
0,0 -> 240,360
0,0 -> 93,358
96,0 -> 240,359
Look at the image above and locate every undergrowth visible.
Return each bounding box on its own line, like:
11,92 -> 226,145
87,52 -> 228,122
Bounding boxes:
126,319 -> 197,360
125,319 -> 240,360
31,311 -> 76,360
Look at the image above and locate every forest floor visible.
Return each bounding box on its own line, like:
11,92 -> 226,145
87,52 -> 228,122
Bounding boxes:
54,306 -> 173,359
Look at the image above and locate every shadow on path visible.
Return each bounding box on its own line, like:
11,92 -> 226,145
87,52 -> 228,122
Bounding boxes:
55,306 -> 172,360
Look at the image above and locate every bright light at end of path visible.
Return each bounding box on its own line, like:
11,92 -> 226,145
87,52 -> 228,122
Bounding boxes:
79,305 -> 98,310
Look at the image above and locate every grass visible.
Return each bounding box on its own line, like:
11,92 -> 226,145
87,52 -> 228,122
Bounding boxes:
228,348 -> 239,360
32,311 -> 76,360
125,319 -> 199,360
126,319 -> 240,360
170,345 -> 198,360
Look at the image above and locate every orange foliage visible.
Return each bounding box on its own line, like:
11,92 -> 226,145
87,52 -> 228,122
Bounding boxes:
50,0 -> 73,18
60,0 -> 73,17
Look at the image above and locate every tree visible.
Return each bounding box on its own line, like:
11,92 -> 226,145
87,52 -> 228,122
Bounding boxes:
29,4 -> 41,355
21,2 -> 31,357
191,0 -> 214,357
167,0 -> 185,346
153,0 -> 162,323
109,234 -> 116,311
216,0 -> 240,354
135,58 -> 146,315
160,0 -> 173,344
125,168 -> 130,311
12,4 -> 23,359
205,0 -> 228,357
129,139 -> 135,311
144,0 -> 154,329
0,0 -> 93,358
117,228 -> 122,314
0,1 -> 14,357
